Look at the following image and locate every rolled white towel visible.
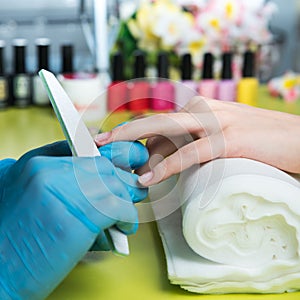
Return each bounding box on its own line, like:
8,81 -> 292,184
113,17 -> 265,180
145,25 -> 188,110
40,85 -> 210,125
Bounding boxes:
150,158 -> 300,294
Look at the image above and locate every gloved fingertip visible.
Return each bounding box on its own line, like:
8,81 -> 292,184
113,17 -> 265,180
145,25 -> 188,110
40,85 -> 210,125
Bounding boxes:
117,222 -> 138,235
129,141 -> 149,169
89,231 -> 112,251
98,143 -> 112,158
99,141 -> 149,171
51,140 -> 72,156
131,186 -> 149,203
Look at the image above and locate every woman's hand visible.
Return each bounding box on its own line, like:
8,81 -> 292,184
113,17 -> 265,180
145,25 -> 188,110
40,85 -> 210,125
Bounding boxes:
95,97 -> 300,186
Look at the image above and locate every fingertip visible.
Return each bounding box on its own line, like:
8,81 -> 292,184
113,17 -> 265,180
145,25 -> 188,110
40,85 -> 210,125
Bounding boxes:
138,171 -> 154,186
138,160 -> 172,186
94,131 -> 112,146
117,221 -> 139,235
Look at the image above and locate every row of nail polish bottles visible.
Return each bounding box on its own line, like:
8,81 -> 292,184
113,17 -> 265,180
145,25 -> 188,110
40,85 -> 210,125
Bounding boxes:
108,51 -> 176,113
0,38 -> 51,109
107,49 -> 258,113
192,51 -> 237,102
195,50 -> 258,106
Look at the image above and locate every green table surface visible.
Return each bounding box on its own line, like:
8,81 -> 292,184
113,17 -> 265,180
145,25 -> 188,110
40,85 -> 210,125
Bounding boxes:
1,86 -> 300,299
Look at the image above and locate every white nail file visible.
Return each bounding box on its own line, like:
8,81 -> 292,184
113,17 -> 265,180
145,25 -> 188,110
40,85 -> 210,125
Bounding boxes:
39,69 -> 129,256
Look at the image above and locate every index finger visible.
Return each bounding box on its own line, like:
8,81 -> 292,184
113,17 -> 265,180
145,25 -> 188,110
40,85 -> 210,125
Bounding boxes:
94,112 -> 217,147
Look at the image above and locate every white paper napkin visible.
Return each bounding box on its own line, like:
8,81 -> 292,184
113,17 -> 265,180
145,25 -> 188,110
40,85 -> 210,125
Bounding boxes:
149,158 -> 300,294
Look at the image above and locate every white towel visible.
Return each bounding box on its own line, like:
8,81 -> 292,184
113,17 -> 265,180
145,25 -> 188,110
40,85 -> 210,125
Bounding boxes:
149,158 -> 300,294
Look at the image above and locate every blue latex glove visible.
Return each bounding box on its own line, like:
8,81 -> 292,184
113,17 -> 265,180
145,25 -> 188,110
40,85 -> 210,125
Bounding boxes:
91,141 -> 149,250
0,140 -> 148,300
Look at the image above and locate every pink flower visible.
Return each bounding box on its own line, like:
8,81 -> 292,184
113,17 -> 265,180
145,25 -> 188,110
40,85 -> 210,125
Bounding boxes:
284,89 -> 299,103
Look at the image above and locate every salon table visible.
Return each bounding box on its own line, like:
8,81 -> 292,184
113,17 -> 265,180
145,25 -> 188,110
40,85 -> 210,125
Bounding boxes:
1,86 -> 300,300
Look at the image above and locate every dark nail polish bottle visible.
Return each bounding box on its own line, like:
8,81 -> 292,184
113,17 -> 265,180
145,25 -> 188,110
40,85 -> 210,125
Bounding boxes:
0,40 -> 9,109
61,43 -> 74,75
32,38 -> 51,106
12,39 -> 32,107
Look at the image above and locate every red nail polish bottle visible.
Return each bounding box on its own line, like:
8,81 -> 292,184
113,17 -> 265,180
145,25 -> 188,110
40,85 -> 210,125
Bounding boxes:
127,50 -> 150,113
107,52 -> 127,112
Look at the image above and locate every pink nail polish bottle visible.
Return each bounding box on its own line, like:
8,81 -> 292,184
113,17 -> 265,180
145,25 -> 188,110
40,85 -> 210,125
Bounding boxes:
151,52 -> 175,112
198,52 -> 218,99
217,52 -> 236,101
176,53 -> 198,111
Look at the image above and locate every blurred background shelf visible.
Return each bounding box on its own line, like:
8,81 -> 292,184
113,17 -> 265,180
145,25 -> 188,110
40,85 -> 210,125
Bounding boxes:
0,84 -> 299,160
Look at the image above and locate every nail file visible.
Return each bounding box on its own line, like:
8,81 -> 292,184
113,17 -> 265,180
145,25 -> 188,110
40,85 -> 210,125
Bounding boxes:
38,69 -> 129,256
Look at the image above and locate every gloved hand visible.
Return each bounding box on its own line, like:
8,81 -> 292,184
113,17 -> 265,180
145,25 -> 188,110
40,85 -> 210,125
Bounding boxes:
0,140 -> 148,300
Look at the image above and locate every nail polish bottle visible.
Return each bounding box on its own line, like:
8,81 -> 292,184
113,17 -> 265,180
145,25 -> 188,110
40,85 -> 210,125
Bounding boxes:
127,50 -> 150,113
107,52 -> 127,112
176,53 -> 197,111
217,52 -> 236,101
151,52 -> 175,112
236,50 -> 258,106
198,52 -> 218,99
61,43 -> 74,75
12,39 -> 32,107
0,40 -> 9,109
32,38 -> 51,106
58,43 -> 106,123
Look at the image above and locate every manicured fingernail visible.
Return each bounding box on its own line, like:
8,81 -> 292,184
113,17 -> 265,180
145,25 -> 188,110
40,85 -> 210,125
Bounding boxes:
138,171 -> 153,185
95,131 -> 111,142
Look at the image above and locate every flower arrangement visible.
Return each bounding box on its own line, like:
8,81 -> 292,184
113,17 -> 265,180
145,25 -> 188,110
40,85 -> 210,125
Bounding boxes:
115,0 -> 277,78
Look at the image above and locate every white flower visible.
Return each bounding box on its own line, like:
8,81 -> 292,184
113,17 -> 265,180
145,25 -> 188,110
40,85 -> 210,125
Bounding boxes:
152,10 -> 191,47
210,0 -> 243,23
152,1 -> 194,49
196,9 -> 223,36
239,8 -> 273,45
177,27 -> 206,65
